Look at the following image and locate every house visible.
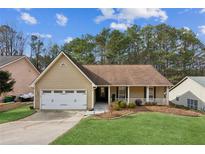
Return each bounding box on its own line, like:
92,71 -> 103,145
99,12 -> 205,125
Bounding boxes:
0,56 -> 40,97
169,76 -> 205,111
33,52 -> 172,110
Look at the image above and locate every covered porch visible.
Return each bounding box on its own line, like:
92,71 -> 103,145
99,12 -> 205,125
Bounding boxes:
94,86 -> 169,106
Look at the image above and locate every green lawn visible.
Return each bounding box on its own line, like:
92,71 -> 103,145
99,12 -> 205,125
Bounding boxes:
0,105 -> 35,124
52,112 -> 205,145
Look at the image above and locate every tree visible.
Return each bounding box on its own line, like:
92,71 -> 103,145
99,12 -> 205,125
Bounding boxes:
95,28 -> 111,64
39,44 -> 61,69
60,23 -> 205,84
49,44 -> 61,59
30,35 -> 46,71
126,25 -> 143,64
105,30 -> 130,64
62,34 -> 95,64
0,70 -> 15,96
0,25 -> 26,56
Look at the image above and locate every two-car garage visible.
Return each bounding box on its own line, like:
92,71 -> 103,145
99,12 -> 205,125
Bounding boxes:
40,90 -> 87,110
33,52 -> 94,110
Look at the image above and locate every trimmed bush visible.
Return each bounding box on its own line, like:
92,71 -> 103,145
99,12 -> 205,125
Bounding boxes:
128,102 -> 136,108
119,101 -> 127,108
29,106 -> 34,110
3,96 -> 15,103
135,99 -> 142,106
111,102 -> 121,111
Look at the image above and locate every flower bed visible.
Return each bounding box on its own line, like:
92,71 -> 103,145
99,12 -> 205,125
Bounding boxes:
95,105 -> 203,119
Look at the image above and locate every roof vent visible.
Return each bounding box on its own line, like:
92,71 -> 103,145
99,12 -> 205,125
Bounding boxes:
60,62 -> 65,67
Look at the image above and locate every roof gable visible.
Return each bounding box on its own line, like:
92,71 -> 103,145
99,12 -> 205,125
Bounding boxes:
0,56 -> 40,75
32,52 -> 95,86
170,76 -> 205,92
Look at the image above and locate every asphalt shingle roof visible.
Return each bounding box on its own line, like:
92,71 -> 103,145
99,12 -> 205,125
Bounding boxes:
0,56 -> 24,67
189,76 -> 205,87
83,64 -> 172,86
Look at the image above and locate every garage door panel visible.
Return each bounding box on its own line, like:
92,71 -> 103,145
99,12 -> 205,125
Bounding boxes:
41,90 -> 87,110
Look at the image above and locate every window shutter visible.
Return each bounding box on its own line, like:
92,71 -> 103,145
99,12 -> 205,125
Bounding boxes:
116,87 -> 118,98
144,87 -> 146,98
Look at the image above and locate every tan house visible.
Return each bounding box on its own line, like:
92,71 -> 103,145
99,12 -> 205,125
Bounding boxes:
33,52 -> 172,110
0,56 -> 40,97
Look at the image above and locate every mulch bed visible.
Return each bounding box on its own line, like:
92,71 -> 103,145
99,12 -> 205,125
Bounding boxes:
95,105 -> 204,119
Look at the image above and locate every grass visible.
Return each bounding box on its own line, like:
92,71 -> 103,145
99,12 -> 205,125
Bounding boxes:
52,112 -> 205,145
0,105 -> 36,124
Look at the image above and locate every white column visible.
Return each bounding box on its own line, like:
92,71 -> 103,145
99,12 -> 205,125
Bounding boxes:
91,87 -> 94,109
108,86 -> 111,105
166,87 -> 169,105
146,86 -> 149,102
127,86 -> 130,104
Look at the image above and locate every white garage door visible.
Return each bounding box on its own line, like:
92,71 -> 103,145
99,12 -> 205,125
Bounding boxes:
41,90 -> 87,110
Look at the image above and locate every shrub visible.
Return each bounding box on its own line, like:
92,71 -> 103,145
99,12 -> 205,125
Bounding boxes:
119,101 -> 127,108
0,70 -> 15,96
29,106 -> 34,110
135,99 -> 142,106
128,102 -> 136,108
111,102 -> 121,111
3,96 -> 15,103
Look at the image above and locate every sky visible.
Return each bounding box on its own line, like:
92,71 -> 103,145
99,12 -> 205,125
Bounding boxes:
0,8 -> 205,56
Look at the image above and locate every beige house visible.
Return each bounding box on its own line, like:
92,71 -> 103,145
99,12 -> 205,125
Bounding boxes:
33,52 -> 172,110
0,56 -> 40,97
169,76 -> 205,111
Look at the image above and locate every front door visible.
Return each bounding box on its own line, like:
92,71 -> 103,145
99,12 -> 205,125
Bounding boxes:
96,87 -> 108,102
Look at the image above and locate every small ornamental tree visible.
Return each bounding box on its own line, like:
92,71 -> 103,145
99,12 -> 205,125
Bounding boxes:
0,70 -> 15,96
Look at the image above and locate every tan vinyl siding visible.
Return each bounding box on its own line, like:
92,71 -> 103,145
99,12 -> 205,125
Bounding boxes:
35,54 -> 93,110
130,87 -> 144,98
110,86 -> 117,96
156,87 -> 165,98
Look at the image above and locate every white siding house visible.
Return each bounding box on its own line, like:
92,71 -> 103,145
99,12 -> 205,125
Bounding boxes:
169,76 -> 205,111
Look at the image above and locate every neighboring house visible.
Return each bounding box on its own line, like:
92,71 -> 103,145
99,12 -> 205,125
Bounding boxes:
169,76 -> 205,111
0,56 -> 40,97
33,52 -> 172,110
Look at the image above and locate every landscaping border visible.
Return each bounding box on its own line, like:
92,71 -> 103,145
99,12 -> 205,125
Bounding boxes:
0,102 -> 29,112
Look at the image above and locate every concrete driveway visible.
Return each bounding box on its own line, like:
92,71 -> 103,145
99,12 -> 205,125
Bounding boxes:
0,111 -> 84,145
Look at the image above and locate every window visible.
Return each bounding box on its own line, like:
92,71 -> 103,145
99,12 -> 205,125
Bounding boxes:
77,90 -> 85,94
100,87 -> 105,97
65,90 -> 74,93
187,99 -> 198,110
43,90 -> 51,94
149,87 -> 154,100
118,87 -> 126,98
54,90 -> 63,93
